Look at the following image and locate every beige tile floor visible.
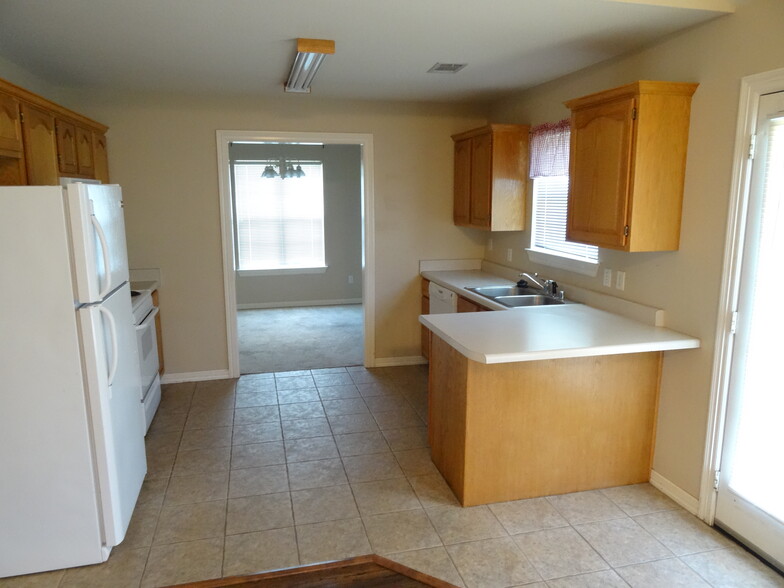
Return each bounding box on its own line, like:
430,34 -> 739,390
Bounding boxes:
3,365 -> 783,588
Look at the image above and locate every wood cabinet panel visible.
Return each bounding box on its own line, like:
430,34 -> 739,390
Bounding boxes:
75,126 -> 94,176
421,278 -> 431,360
93,132 -> 110,183
469,132 -> 492,227
567,98 -> 634,249
565,81 -> 697,251
0,92 -> 23,158
55,119 -> 78,175
152,290 -> 164,376
453,139 -> 471,225
429,335 -> 663,506
451,124 -> 528,231
457,296 -> 481,313
20,104 -> 58,186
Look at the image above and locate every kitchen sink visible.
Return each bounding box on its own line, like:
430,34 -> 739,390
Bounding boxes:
466,285 -> 542,299
494,295 -> 565,308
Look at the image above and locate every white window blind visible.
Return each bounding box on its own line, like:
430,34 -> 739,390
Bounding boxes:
531,176 -> 598,262
233,162 -> 325,271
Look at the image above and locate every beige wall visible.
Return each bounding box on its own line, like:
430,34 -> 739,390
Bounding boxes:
63,93 -> 486,373
230,143 -> 363,307
485,0 -> 784,498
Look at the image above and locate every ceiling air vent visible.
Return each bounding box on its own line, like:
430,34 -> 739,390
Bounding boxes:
427,63 -> 467,74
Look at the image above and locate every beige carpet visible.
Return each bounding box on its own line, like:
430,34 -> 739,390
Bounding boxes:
238,304 -> 364,374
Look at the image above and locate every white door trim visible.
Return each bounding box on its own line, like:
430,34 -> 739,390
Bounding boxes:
215,130 -> 376,378
700,67 -> 784,523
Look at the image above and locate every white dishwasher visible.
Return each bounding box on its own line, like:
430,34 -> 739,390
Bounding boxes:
428,282 -> 458,314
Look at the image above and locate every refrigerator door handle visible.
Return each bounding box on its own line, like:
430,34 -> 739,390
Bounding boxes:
98,306 -> 119,386
91,213 -> 112,299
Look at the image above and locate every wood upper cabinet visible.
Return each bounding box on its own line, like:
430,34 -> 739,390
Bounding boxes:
452,124 -> 529,231
0,76 -> 109,186
0,92 -> 23,158
20,103 -> 59,185
565,81 -> 698,251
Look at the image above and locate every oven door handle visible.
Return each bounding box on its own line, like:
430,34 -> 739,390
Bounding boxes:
135,306 -> 159,331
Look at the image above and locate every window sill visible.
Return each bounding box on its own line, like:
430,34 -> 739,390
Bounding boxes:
526,248 -> 599,277
238,266 -> 328,277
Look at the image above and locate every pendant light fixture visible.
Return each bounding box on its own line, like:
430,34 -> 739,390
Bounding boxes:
285,38 -> 335,94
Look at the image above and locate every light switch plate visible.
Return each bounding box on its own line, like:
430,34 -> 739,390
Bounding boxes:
603,269 -> 612,287
506,248 -> 513,262
615,271 -> 626,291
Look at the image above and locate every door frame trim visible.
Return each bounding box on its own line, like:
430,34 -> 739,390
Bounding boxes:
215,130 -> 376,377
700,67 -> 784,523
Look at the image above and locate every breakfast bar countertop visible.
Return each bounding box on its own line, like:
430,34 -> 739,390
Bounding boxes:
419,270 -> 700,363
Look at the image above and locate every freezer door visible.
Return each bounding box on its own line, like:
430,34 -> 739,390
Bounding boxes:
78,283 -> 146,547
67,183 -> 130,303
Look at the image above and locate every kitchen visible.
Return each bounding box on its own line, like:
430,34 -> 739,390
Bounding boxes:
1,0 -> 783,586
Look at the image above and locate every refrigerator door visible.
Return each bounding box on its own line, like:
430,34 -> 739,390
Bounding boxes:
67,183 -> 130,304
78,283 -> 147,547
1,187 -> 105,577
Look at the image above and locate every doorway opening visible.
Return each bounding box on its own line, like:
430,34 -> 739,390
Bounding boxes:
216,131 -> 375,377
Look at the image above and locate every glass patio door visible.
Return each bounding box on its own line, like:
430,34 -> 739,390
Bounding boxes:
715,90 -> 784,571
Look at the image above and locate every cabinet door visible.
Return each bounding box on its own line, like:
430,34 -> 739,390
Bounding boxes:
93,132 -> 110,183
75,126 -> 95,177
20,104 -> 59,185
457,296 -> 482,313
567,97 -> 635,249
0,93 -> 23,157
453,138 -> 471,226
469,132 -> 492,228
56,118 -> 78,175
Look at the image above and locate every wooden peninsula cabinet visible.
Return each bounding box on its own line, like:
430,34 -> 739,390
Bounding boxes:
565,81 -> 698,251
451,124 -> 529,231
0,77 -> 110,186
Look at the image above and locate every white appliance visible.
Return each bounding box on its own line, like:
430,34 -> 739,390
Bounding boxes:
428,282 -> 458,314
0,183 -> 147,578
131,288 -> 161,432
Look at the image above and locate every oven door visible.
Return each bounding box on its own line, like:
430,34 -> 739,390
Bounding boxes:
135,306 -> 160,394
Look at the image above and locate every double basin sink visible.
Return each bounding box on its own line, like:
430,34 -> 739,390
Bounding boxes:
465,285 -> 566,309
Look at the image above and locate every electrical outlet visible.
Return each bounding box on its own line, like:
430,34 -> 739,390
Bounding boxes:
348,275 -> 354,284
615,271 -> 626,291
488,238 -> 494,251
603,269 -> 612,287
506,248 -> 513,262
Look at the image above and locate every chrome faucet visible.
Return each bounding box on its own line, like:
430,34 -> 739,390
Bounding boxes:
519,272 -> 545,290
519,272 -> 564,300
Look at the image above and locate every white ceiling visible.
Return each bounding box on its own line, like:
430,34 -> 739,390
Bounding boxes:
0,0 -> 735,103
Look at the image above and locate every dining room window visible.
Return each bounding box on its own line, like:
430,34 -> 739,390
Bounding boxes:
232,161 -> 326,273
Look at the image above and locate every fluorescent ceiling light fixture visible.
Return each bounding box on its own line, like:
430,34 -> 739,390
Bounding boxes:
285,38 -> 335,93
427,63 -> 467,74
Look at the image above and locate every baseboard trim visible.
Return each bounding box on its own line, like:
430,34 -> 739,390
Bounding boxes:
650,469 -> 700,515
237,299 -> 362,310
161,369 -> 232,384
373,356 -> 428,367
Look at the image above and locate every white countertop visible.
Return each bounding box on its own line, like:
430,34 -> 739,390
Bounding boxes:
419,269 -> 700,364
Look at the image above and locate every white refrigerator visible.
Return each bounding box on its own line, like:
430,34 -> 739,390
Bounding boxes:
0,183 -> 147,578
